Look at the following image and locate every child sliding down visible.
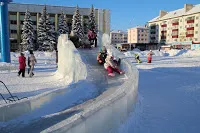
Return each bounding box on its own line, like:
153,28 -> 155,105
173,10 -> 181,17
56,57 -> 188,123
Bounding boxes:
104,50 -> 124,77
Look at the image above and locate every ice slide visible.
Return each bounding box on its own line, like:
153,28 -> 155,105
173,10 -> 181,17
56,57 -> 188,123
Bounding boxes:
0,34 -> 138,133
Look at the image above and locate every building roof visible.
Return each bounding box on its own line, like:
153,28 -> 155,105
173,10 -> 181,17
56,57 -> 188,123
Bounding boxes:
129,25 -> 149,30
110,30 -> 127,34
149,4 -> 200,23
8,3 -> 109,15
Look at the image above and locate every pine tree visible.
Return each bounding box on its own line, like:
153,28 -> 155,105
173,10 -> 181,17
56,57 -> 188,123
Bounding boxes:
37,5 -> 48,50
58,11 -> 69,35
20,9 -> 35,52
37,6 -> 56,51
72,5 -> 84,41
47,16 -> 57,51
88,5 -> 97,32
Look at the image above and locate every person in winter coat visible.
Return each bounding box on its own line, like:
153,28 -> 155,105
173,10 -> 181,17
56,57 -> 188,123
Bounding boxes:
104,50 -> 124,77
97,46 -> 107,64
88,28 -> 97,47
134,54 -> 142,63
147,50 -> 154,63
28,51 -> 37,77
18,53 -> 26,77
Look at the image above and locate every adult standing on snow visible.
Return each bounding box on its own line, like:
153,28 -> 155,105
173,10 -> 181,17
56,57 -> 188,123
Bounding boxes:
147,50 -> 154,63
18,53 -> 26,77
28,50 -> 37,77
88,27 -> 97,47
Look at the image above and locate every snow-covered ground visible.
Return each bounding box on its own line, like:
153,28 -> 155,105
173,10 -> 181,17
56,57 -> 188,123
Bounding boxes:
1,48 -> 200,132
118,49 -> 200,133
0,52 -> 71,105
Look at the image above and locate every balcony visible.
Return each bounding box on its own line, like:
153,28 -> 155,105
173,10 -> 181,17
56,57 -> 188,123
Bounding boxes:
172,29 -> 178,32
187,27 -> 194,30
172,35 -> 178,38
187,19 -> 194,24
172,22 -> 179,26
161,36 -> 166,40
161,24 -> 167,27
161,30 -> 167,33
186,34 -> 194,37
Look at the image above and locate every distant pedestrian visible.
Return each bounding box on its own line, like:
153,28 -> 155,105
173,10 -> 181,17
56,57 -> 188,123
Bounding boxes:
88,27 -> 97,47
18,53 -> 26,77
147,50 -> 154,63
28,50 -> 37,77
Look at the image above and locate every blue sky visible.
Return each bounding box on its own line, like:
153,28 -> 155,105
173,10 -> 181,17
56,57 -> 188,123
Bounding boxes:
14,0 -> 199,31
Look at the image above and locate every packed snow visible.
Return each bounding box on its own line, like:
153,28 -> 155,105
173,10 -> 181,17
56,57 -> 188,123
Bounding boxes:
0,51 -> 71,105
1,47 -> 200,133
118,49 -> 200,133
124,49 -> 200,57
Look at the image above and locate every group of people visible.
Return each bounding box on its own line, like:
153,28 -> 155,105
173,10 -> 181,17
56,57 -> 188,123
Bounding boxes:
97,46 -> 124,77
69,27 -> 97,48
18,50 -> 37,78
134,50 -> 154,64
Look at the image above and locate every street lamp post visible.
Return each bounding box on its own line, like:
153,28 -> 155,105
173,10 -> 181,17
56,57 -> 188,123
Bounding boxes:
0,0 -> 12,62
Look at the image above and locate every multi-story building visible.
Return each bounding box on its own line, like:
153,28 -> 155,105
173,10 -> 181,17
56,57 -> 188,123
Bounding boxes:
148,4 -> 200,49
8,3 -> 110,51
110,30 -> 127,45
128,26 -> 149,43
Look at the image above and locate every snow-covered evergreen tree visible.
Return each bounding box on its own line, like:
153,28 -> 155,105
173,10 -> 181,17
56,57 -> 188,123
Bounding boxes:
47,16 -> 57,51
20,9 -> 35,52
58,11 -> 69,35
88,5 -> 97,32
37,5 -> 48,50
37,6 -> 56,51
72,5 -> 84,41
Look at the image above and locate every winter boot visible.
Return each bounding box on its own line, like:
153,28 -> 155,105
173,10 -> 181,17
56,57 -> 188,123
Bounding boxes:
120,71 -> 125,75
108,73 -> 115,77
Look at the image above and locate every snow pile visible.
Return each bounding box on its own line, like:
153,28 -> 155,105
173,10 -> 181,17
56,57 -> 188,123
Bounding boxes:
124,49 -> 200,58
0,62 -> 18,72
167,49 -> 200,57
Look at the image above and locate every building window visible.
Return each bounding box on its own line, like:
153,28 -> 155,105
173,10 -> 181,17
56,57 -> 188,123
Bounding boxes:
10,40 -> 17,43
11,30 -> 17,33
10,20 -> 17,24
195,38 -> 198,41
32,21 -> 37,25
180,26 -> 182,29
196,24 -> 198,27
141,29 -> 144,32
196,16 -> 199,19
195,31 -> 198,34
190,38 -> 193,41
180,19 -> 182,22
184,39 -> 186,41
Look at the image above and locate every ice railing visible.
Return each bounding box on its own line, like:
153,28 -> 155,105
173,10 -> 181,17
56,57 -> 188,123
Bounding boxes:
42,45 -> 139,133
56,34 -> 87,83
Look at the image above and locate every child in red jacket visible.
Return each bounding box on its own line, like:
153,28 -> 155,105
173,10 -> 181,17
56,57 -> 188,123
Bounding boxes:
18,53 -> 26,77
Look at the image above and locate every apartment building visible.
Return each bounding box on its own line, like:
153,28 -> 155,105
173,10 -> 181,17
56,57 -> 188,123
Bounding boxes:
110,30 -> 127,45
8,3 -> 110,51
128,26 -> 149,43
148,4 -> 200,49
